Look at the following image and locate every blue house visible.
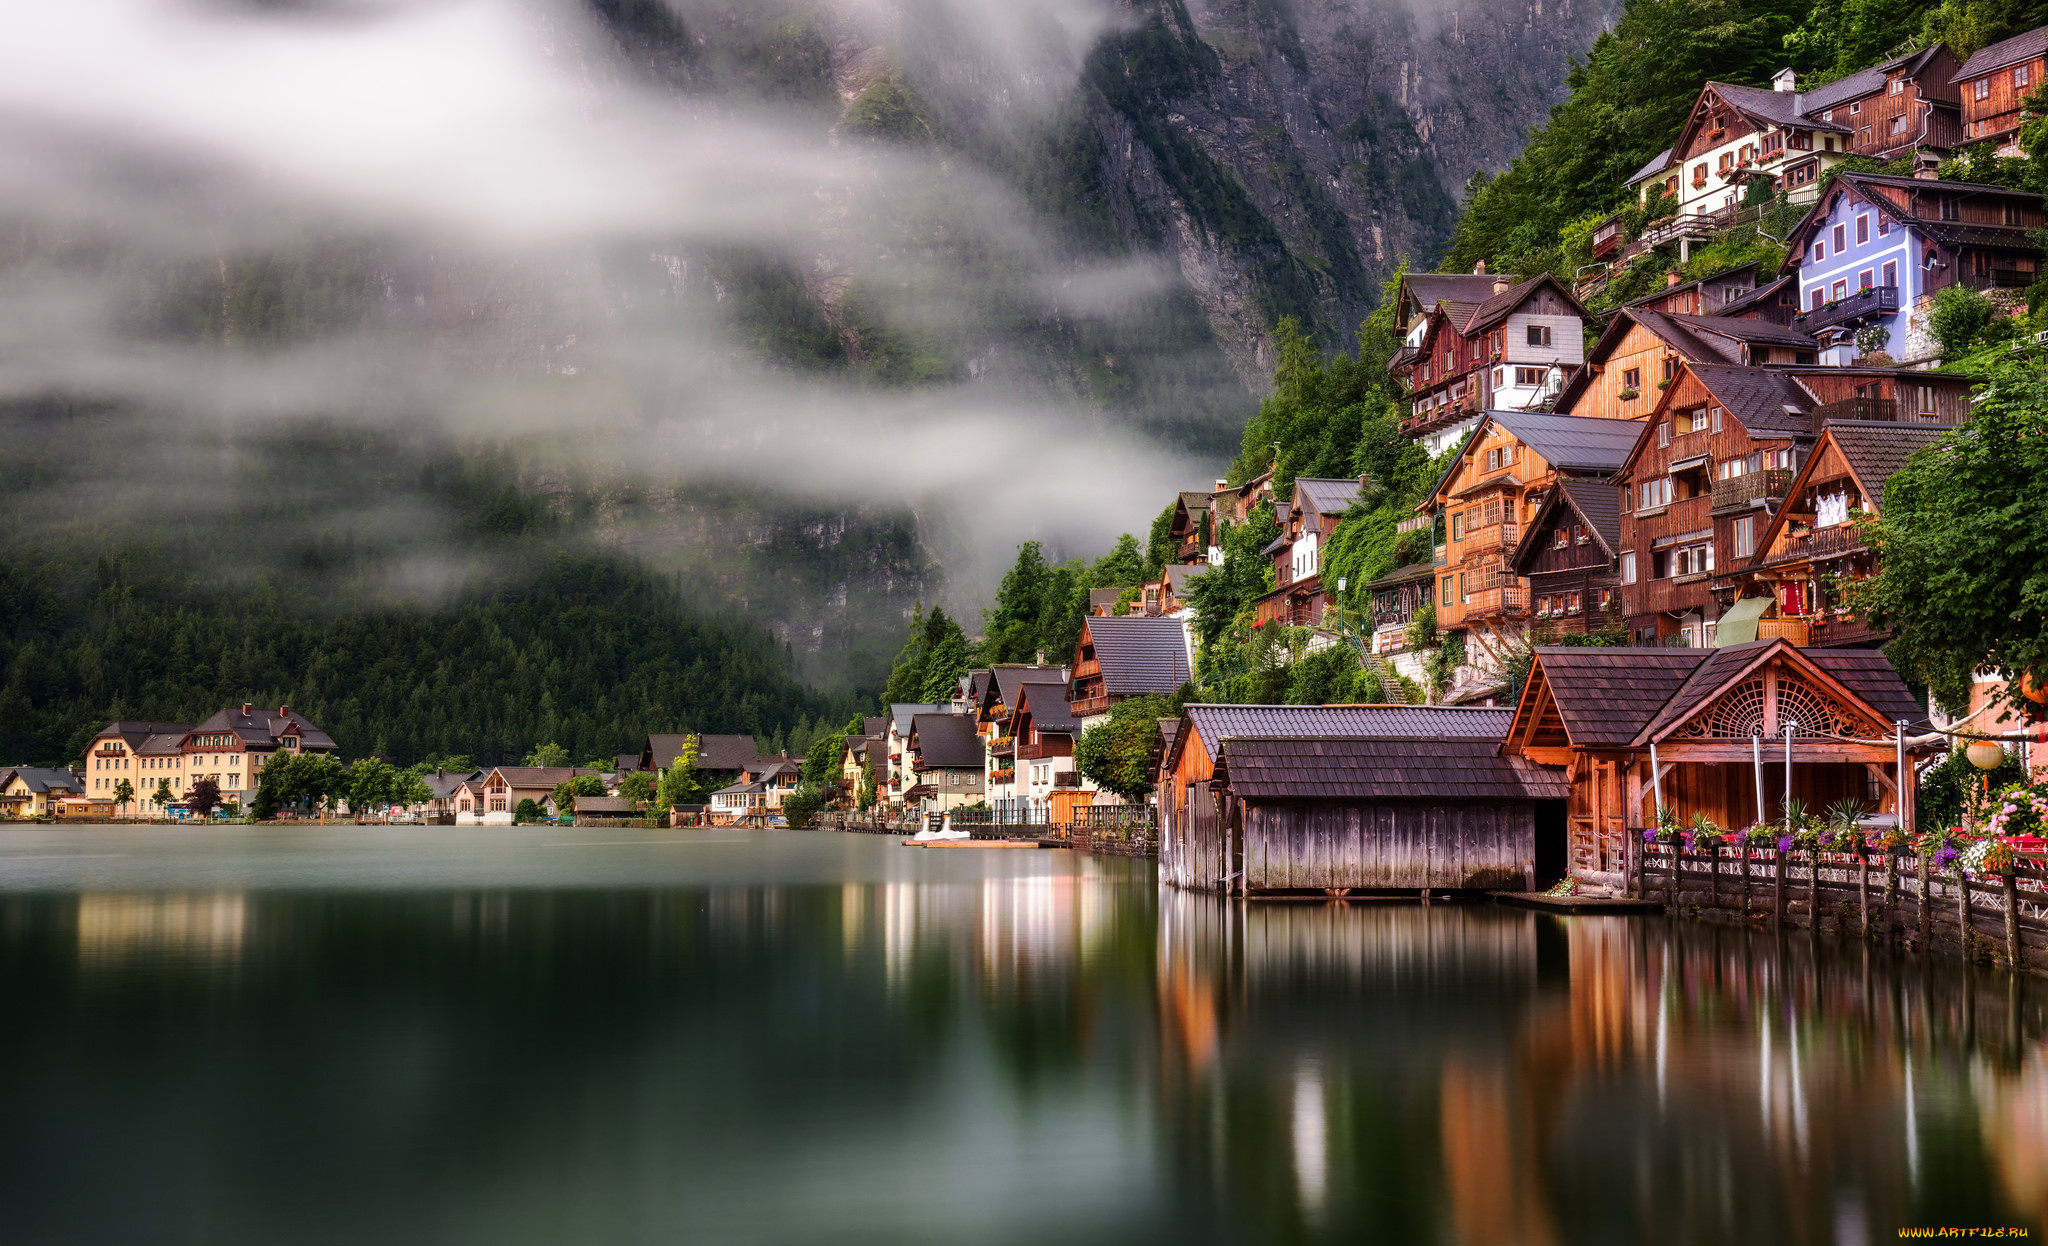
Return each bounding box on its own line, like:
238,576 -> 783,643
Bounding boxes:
1785,172 -> 2044,364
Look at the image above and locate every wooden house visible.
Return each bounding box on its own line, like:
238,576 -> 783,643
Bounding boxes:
1139,562 -> 1208,618
1392,274 -> 1589,455
1668,77 -> 1851,219
1615,360 -> 1973,645
1800,44 -> 1963,160
906,713 -> 984,813
1785,173 -> 2045,364
1420,411 -> 1641,663
883,703 -> 949,808
1952,26 -> 2048,151
975,665 -> 1067,802
1365,561 -> 1435,655
1068,616 -> 1192,725
1510,478 -> 1624,636
1732,420 -> 1949,649
1618,262 -> 1768,318
1168,488 -> 1224,565
1503,640 -> 1930,885
1012,681 -> 1082,805
1555,306 -> 1819,422
1157,704 -> 1523,893
1251,477 -> 1362,629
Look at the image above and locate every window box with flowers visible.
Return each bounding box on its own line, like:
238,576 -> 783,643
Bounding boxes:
1618,388 -> 1640,401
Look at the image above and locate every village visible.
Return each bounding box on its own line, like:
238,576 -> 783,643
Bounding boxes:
8,32 -> 2048,968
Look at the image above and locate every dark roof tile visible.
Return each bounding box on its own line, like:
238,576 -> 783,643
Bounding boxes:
1084,617 -> 1193,695
1215,736 -> 1568,801
910,713 -> 981,768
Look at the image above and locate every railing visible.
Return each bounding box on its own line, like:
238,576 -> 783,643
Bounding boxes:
1069,692 -> 1110,718
1466,584 -> 1529,619
1395,514 -> 1433,534
1810,397 -> 1897,426
1460,521 -> 1521,555
1016,742 -> 1067,760
1755,617 -> 1809,645
1711,468 -> 1792,510
1795,523 -> 1866,560
989,767 -> 1015,784
1794,284 -> 1899,333
1958,269 -> 2035,290
986,736 -> 1014,755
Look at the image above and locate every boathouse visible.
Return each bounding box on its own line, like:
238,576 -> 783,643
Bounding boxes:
1502,638 -> 1931,885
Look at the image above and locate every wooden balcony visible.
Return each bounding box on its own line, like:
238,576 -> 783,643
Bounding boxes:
1789,523 -> 1867,561
987,736 -> 1015,756
1016,741 -> 1071,761
1793,284 -> 1898,334
1756,617 -> 1809,645
1460,521 -> 1521,556
1069,692 -> 1110,718
1810,397 -> 1897,426
1466,585 -> 1529,620
1711,468 -> 1792,511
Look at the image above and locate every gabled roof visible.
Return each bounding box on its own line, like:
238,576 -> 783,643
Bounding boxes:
92,721 -> 195,749
484,766 -> 603,789
863,716 -> 888,738
1663,313 -> 1818,351
1784,172 -> 2047,256
1177,490 -> 1215,513
1518,648 -> 1708,747
1088,588 -> 1124,610
1953,25 -> 2048,80
1802,45 -> 1953,112
909,713 -> 981,768
189,707 -> 338,753
1707,80 -> 1850,132
1168,703 -> 1513,772
1631,641 -> 1922,744
1685,364 -> 1817,437
1511,477 -> 1622,572
1458,273 -> 1589,335
890,703 -> 951,738
5,767 -> 83,795
989,666 -> 1067,713
1294,477 -> 1364,522
1620,262 -> 1762,313
420,770 -> 477,800
963,670 -> 994,702
1489,411 -> 1643,474
645,733 -> 762,773
1804,649 -> 1925,726
1015,682 -> 1079,735
1626,147 -> 1674,186
1081,616 -> 1192,696
1402,273 -> 1516,317
1213,736 -> 1568,802
1750,420 -> 1948,564
1165,563 -> 1209,592
1714,276 -> 1796,319
138,733 -> 186,757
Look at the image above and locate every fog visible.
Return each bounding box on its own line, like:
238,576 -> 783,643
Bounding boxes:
0,0 -> 1245,623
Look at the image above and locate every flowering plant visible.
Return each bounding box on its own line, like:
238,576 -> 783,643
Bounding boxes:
1983,782 -> 2048,841
1743,823 -> 1778,848
1689,813 -> 1724,850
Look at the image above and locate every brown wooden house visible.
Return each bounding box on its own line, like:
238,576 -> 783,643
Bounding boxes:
1509,478 -> 1623,636
1952,26 -> 2048,151
1365,560 -> 1435,654
1251,477 -> 1362,629
1168,488 -> 1222,566
1504,640 -> 1931,885
1618,262 -> 1769,318
1555,306 -> 1818,423
1733,419 -> 1949,649
1392,273 -> 1589,454
1800,44 -> 1963,159
1068,616 -> 1191,723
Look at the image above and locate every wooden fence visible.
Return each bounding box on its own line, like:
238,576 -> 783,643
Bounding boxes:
1634,840 -> 2048,973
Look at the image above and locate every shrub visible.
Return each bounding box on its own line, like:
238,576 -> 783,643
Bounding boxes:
512,798 -> 542,824
1928,284 -> 2002,358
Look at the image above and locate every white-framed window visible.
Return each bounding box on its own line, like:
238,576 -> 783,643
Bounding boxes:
1621,552 -> 1638,584
2018,65 -> 2032,89
1856,214 -> 1870,244
1976,78 -> 1991,100
1637,477 -> 1673,511
1733,515 -> 1756,558
1527,324 -> 1552,347
1515,366 -> 1546,386
1890,79 -> 1905,96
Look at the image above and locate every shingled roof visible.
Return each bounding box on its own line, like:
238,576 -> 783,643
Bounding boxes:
1214,737 -> 1569,802
910,713 -> 982,768
1953,25 -> 2048,80
1488,411 -> 1643,474
990,666 -> 1067,713
1513,477 -> 1622,572
1016,682 -> 1079,735
1822,419 -> 1948,508
1625,147 -> 1674,186
92,720 -> 195,751
1685,364 -> 1817,437
1171,704 -> 1513,771
188,706 -> 338,753
1083,616 -> 1192,696
1404,273 -> 1516,316
1295,477 -> 1364,521
1527,648 -> 1709,747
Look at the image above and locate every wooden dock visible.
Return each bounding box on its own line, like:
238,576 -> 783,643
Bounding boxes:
900,839 -> 1061,850
1493,891 -> 1662,914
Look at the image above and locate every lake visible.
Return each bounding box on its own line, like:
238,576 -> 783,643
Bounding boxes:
0,824 -> 2040,1244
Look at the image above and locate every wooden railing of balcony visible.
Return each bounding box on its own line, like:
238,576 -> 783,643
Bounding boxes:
1069,692 -> 1111,718
1016,741 -> 1070,761
1460,521 -> 1521,556
1711,468 -> 1792,510
1791,523 -> 1866,561
1755,617 -> 1809,645
1466,584 -> 1529,619
1793,284 -> 1898,333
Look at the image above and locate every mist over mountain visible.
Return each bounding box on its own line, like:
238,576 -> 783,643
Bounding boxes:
0,0 -> 1614,732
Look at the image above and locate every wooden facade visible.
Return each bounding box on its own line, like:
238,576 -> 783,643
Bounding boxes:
1806,45 -> 1963,160
1953,28 -> 2048,148
1252,477 -> 1361,629
1622,263 -> 1766,318
1504,641 -> 1931,886
1511,481 -> 1622,636
1394,274 -> 1588,443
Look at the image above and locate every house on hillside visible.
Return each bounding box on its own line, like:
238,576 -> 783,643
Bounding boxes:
1620,263 -> 1770,318
1510,478 -> 1624,637
1140,563 -> 1207,618
1419,411 -> 1641,674
1953,26 -> 2048,152
641,733 -> 765,793
1784,173 -> 2045,365
905,713 -> 983,814
1365,561 -> 1435,657
1666,76 -> 1852,222
1068,616 -> 1193,727
1168,488 -> 1224,566
0,768 -> 85,818
1613,360 -> 1970,646
1011,681 -> 1083,809
1392,273 -> 1589,454
1802,45 -> 1964,160
1502,640 -> 1930,886
1555,306 -> 1818,423
84,720 -> 191,816
1211,468 -> 1276,528
1251,476 -> 1364,630
1731,420 -> 1951,649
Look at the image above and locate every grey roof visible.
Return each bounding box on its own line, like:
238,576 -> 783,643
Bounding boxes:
863,716 -> 888,738
645,733 -> 762,773
1088,588 -> 1124,609
1177,490 -> 1215,512
1365,561 -> 1436,590
1626,147 -> 1674,185
1515,477 -> 1623,572
1214,736 -> 1569,802
1165,563 -> 1209,592
573,795 -> 636,814
92,721 -> 195,750
1797,46 -> 1954,114
1708,80 -> 1850,132
1953,25 -> 2048,80
1083,616 -> 1192,696
137,732 -> 187,756
1788,173 -> 2046,256
910,713 -> 982,768
889,703 -> 951,738
1487,410 -> 1643,473
1295,477 -> 1364,522
1714,276 -> 1796,318
190,706 -> 338,753
1620,262 -> 1761,311
6,767 -> 84,795
1175,704 -> 1514,768
1405,273 -> 1516,313
1684,364 -> 1816,437
989,667 -> 1066,714
1818,419 -> 1948,509
1663,312 -> 1819,350
420,769 -> 480,800
1016,682 -> 1078,735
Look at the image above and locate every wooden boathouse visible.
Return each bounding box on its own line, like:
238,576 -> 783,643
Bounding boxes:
1158,705 -> 1566,895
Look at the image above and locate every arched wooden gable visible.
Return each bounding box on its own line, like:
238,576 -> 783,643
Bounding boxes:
1647,652 -> 1894,749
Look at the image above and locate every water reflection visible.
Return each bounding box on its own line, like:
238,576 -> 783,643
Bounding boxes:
0,833 -> 2038,1244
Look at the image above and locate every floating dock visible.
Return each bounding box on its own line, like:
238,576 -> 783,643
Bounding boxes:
1494,891 -> 1662,914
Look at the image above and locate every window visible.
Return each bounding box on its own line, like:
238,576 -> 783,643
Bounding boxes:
1915,384 -> 1937,414
1878,216 -> 1890,236
1859,268 -> 1875,290
1621,553 -> 1637,584
1658,422 -> 1672,447
1719,151 -> 1734,173
2019,65 -> 2032,89
1849,101 -> 1861,115
1683,407 -> 1710,434
1975,77 -> 1989,99
1693,162 -> 1708,185
1856,215 -> 1869,245
1882,259 -> 1898,288
1441,577 -> 1453,606
1833,223 -> 1848,252
1733,515 -> 1756,558
1493,367 -> 1504,388
1662,356 -> 1680,382
1810,288 -> 1825,311
1711,405 -> 1724,433
1527,324 -> 1552,347
1890,78 -> 1905,96
1891,116 -> 1908,136
2006,201 -> 2025,226
1553,528 -> 1570,550
1637,477 -> 1673,511
1574,524 -> 1590,545
1941,196 -> 1961,222
1515,366 -> 1546,386
1622,367 -> 1641,390
1458,573 -> 1468,603
1451,512 -> 1464,541
1832,280 -> 1848,301
1812,241 -> 1825,263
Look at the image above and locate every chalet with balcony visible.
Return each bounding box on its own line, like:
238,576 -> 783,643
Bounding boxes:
1785,173 -> 2045,363
1393,274 -> 1589,455
1733,420 -> 1949,649
905,713 -> 983,814
1620,263 -> 1774,319
1556,306 -> 1819,422
883,703 -> 949,807
1502,640 -> 1929,885
1421,411 -> 1641,664
641,733 -> 766,791
1510,478 -> 1624,637
1168,488 -> 1224,565
0,768 -> 85,818
1668,76 -> 1852,219
1139,562 -> 1208,618
1068,616 -> 1193,726
975,665 -> 1067,801
1613,361 -> 1969,647
1952,25 -> 2048,151
1365,561 -> 1435,655
1251,477 -> 1363,630
1802,45 -> 1964,160
1011,681 -> 1082,804
1627,148 -> 1678,208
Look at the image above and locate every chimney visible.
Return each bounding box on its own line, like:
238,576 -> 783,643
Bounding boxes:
1667,272 -> 1683,288
1492,277 -> 1510,295
279,705 -> 290,721
1214,478 -> 1227,491
1913,151 -> 1941,180
1473,259 -> 1487,275
1773,67 -> 1796,93
1035,649 -> 1046,665
241,703 -> 251,717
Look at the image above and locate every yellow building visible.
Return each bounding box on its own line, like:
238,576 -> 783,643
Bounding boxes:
86,721 -> 193,816
1,768 -> 86,817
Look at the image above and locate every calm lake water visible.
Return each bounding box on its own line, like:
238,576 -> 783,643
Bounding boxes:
0,825 -> 2042,1245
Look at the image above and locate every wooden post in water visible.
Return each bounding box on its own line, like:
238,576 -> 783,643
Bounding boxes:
1709,842 -> 1719,910
1773,848 -> 1786,929
1917,850 -> 1932,953
1670,844 -> 1681,912
1883,851 -> 1899,945
1741,844 -> 1752,919
1808,849 -> 1821,932
2004,871 -> 2022,971
1956,868 -> 1972,959
1859,854 -> 1870,938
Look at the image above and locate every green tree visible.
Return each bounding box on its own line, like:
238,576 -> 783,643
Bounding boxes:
803,730 -> 847,788
152,777 -> 173,811
347,757 -> 401,813
1143,502 -> 1178,578
525,742 -> 571,768
917,624 -> 972,703
112,778 -> 134,813
1184,505 -> 1280,654
618,770 -> 655,808
1075,693 -> 1178,800
1856,361 -> 2048,712
512,798 -> 542,824
551,774 -> 606,812
858,760 -> 878,811
395,772 -> 433,812
1092,533 -> 1145,591
781,783 -> 828,828
657,738 -> 706,808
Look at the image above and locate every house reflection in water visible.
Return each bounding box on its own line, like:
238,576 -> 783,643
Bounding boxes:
76,892 -> 247,966
1155,895 -> 2048,1242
